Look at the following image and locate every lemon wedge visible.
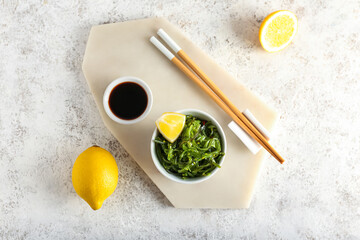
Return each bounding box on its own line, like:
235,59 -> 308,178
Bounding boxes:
259,10 -> 298,52
155,112 -> 186,143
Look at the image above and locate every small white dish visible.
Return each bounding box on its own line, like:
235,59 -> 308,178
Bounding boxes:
103,76 -> 153,125
150,109 -> 227,184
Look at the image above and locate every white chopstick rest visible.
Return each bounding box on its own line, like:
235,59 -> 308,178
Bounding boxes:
228,109 -> 271,155
243,109 -> 271,140
150,36 -> 174,60
157,28 -> 182,53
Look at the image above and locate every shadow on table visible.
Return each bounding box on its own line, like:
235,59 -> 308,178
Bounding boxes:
229,11 -> 264,50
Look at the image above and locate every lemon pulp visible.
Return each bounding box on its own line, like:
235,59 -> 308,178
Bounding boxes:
155,112 -> 186,143
259,10 -> 298,52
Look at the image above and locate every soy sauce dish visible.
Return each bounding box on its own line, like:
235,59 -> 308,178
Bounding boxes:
103,76 -> 153,125
150,109 -> 227,184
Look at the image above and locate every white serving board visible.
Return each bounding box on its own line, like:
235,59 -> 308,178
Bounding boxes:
82,17 -> 278,208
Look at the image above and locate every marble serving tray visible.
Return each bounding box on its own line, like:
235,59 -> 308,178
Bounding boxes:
82,17 -> 278,208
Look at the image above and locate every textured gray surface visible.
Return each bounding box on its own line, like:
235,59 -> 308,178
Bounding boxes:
0,0 -> 359,239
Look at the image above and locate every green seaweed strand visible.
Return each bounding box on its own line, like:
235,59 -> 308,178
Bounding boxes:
154,115 -> 225,179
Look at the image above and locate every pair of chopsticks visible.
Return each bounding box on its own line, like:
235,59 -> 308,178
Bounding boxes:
150,29 -> 285,164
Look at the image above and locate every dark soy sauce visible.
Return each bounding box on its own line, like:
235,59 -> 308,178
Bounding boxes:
109,82 -> 148,120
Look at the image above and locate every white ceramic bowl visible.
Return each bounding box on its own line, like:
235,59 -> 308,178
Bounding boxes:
103,76 -> 153,125
150,109 -> 227,184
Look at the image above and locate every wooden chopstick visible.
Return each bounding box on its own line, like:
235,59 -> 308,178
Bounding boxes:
171,57 -> 284,164
157,29 -> 275,146
177,51 -> 284,163
150,35 -> 285,164
156,29 -> 285,164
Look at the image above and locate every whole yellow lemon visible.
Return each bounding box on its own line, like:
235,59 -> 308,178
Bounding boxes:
72,146 -> 118,210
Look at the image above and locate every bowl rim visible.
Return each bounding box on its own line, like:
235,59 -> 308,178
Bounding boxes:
150,108 -> 227,184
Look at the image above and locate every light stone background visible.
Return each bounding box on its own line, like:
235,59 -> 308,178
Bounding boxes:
1,0 -> 359,239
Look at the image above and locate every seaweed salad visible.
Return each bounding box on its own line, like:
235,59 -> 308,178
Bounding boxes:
154,115 -> 225,179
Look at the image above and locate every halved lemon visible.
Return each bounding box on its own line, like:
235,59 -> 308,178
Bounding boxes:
155,112 -> 186,143
259,10 -> 298,52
